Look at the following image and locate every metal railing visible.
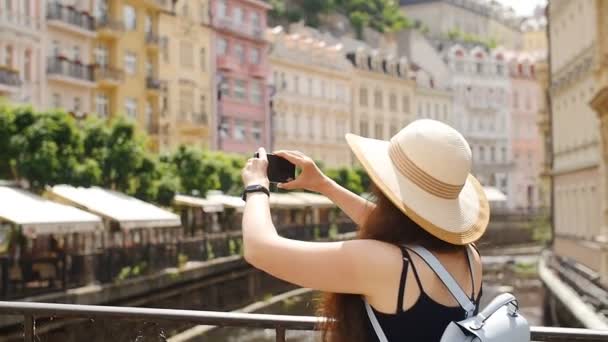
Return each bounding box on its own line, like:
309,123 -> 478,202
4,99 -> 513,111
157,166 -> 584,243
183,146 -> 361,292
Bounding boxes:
146,76 -> 162,91
46,2 -> 95,31
0,301 -> 607,342
47,57 -> 95,82
0,66 -> 21,87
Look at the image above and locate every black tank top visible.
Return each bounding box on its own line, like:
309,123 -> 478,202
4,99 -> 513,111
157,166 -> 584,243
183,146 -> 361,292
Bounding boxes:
365,245 -> 482,342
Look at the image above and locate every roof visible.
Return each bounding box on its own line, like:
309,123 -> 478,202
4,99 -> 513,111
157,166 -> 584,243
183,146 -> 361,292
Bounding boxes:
0,186 -> 102,235
206,191 -> 245,212
173,194 -> 224,213
483,186 -> 507,203
49,185 -> 181,230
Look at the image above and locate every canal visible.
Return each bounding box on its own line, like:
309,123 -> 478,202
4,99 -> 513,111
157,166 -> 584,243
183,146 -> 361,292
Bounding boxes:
201,254 -> 543,341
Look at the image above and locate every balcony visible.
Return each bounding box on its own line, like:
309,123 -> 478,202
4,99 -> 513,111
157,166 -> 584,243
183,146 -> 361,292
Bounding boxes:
217,55 -> 239,71
211,16 -> 265,41
46,2 -> 96,37
144,0 -> 168,10
96,16 -> 124,39
249,63 -> 268,79
146,76 -> 162,96
145,32 -> 160,52
0,66 -> 21,94
1,301 -> 607,342
95,66 -> 124,88
47,57 -> 95,87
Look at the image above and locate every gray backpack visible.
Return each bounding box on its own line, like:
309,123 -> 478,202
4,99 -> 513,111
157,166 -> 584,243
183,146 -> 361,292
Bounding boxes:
365,245 -> 530,342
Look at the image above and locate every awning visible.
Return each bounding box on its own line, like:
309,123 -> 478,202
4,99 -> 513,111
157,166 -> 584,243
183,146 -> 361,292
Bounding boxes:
173,194 -> 224,213
483,186 -> 507,203
268,192 -> 309,209
0,186 -> 102,235
290,192 -> 335,208
49,185 -> 181,230
206,191 -> 245,212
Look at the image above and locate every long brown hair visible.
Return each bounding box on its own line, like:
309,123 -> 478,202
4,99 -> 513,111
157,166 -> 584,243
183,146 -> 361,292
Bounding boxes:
318,183 -> 460,342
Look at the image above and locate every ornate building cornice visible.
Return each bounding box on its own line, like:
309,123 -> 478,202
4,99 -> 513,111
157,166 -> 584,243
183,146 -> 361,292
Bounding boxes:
550,45 -> 596,95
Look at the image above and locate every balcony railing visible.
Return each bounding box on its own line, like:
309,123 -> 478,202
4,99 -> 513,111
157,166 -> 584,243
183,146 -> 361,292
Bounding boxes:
146,76 -> 162,91
145,32 -> 160,46
47,57 -> 95,82
94,66 -> 125,83
96,15 -> 124,33
46,2 -> 95,32
0,66 -> 21,88
212,16 -> 264,40
0,301 -> 607,342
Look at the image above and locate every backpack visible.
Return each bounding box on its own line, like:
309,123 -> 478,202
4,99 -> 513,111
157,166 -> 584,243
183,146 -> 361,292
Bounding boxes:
365,245 -> 530,342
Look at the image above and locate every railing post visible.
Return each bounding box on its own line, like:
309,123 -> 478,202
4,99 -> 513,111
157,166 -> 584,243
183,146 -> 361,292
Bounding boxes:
275,327 -> 286,342
23,315 -> 34,342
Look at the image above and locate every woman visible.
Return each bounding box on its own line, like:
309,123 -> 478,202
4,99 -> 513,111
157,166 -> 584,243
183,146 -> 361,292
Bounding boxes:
241,119 -> 489,341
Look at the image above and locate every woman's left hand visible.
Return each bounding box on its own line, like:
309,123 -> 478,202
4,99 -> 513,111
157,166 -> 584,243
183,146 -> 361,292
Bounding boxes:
241,147 -> 270,188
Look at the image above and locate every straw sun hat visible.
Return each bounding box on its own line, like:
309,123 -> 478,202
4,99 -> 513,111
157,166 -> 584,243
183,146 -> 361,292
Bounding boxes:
346,119 -> 489,245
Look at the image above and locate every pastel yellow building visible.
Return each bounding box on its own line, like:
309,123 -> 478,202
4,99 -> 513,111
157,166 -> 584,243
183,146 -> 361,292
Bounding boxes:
268,27 -> 353,167
346,46 -> 416,154
158,0 -> 213,152
92,0 -> 164,150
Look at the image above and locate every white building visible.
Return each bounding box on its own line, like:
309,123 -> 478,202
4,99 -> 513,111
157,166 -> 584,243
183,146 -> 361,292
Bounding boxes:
442,43 -> 514,207
0,0 -> 46,107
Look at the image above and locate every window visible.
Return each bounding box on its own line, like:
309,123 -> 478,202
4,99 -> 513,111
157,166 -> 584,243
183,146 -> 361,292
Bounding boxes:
234,44 -> 244,63
307,78 -> 312,96
490,146 -> 495,162
234,79 -> 246,99
476,62 -> 483,74
250,48 -> 260,64
220,116 -> 229,138
220,79 -> 230,98
217,38 -> 227,55
389,93 -> 397,111
374,90 -> 383,109
455,61 -> 464,72
24,50 -> 31,81
4,45 -> 12,67
198,95 -> 208,124
309,116 -> 315,138
73,46 -> 80,61
181,3 -> 189,17
234,120 -> 246,140
96,94 -> 109,117
200,48 -> 206,70
73,97 -> 81,113
145,61 -> 152,77
124,52 -> 137,75
402,95 -> 410,113
513,91 -> 519,109
359,87 -> 368,106
200,3 -> 208,23
251,12 -> 260,28
52,93 -> 61,108
217,0 -> 226,17
294,75 -> 300,93
233,7 -> 243,24
179,88 -> 194,121
360,119 -> 369,137
375,122 -> 383,139
180,41 -> 194,68
252,121 -> 262,143
251,82 -> 262,104
162,37 -> 170,62
123,5 -> 136,30
145,103 -> 152,131
125,98 -> 137,119
501,147 -> 507,162
144,15 -> 152,34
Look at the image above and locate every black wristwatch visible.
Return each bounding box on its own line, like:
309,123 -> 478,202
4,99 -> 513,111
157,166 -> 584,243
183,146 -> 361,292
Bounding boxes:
242,184 -> 270,201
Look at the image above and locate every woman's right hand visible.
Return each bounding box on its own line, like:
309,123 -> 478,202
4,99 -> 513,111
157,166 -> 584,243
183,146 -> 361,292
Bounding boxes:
274,150 -> 332,194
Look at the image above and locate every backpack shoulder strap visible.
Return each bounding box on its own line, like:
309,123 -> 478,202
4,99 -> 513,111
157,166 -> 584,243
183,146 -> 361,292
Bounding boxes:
407,245 -> 476,316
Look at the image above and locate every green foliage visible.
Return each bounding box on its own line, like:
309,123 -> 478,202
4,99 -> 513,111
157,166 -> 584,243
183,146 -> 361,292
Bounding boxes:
445,28 -> 498,49
269,0 -> 412,36
531,213 -> 552,245
325,167 -> 364,194
177,253 -> 188,270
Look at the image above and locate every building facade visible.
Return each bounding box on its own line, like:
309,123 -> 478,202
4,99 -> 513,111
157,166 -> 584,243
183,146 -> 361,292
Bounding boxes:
0,0 -> 45,107
158,0 -> 213,152
443,44 -> 514,207
346,47 -> 416,149
412,68 -> 453,125
268,27 -> 352,167
508,53 -> 543,211
549,0 -> 607,281
210,0 -> 271,154
92,0 -> 164,150
46,0 -> 97,116
399,0 -> 522,50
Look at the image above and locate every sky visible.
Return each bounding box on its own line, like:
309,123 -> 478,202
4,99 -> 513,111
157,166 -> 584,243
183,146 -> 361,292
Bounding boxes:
494,0 -> 548,16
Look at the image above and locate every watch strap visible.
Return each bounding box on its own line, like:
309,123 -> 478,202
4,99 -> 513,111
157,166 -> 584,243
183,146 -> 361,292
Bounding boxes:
242,184 -> 270,201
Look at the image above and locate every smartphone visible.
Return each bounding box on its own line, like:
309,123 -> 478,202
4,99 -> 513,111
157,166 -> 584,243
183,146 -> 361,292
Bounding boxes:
254,152 -> 296,183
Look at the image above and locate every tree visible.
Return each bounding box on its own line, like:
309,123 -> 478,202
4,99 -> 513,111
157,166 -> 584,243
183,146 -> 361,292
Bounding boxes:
325,167 -> 364,194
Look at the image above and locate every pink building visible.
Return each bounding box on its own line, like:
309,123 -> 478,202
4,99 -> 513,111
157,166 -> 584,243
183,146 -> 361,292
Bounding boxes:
509,53 -> 543,211
210,0 -> 271,154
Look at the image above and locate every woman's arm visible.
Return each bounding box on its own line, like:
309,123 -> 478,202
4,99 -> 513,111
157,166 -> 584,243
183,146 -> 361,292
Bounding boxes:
274,150 -> 375,226
241,148 -> 398,295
